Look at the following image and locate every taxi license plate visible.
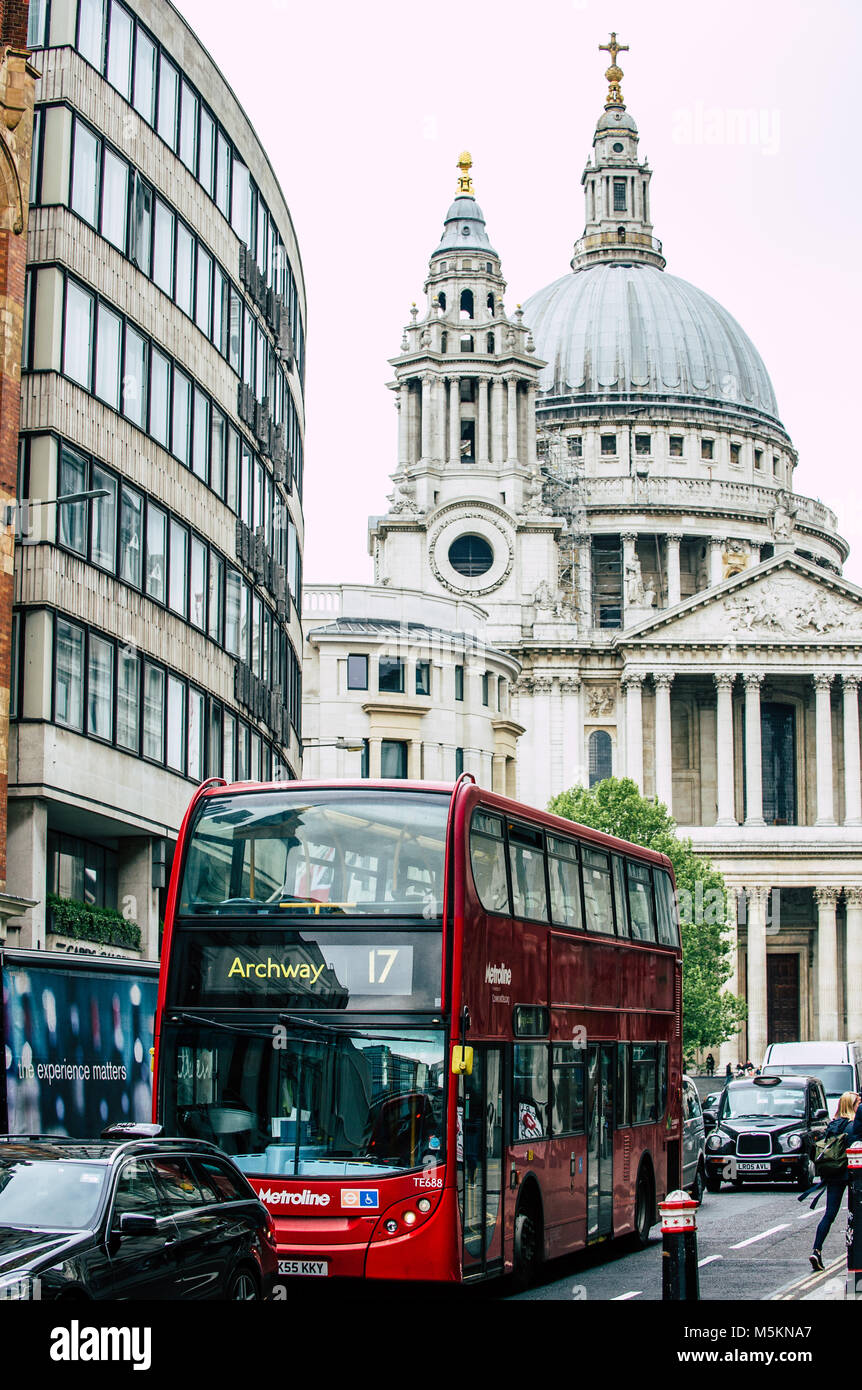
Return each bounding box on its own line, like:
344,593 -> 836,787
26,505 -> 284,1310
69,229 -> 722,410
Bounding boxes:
736,1161 -> 770,1173
278,1260 -> 329,1277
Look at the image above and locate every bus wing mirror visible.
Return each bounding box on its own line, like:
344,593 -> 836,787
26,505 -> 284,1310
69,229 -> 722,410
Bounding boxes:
451,1046 -> 474,1076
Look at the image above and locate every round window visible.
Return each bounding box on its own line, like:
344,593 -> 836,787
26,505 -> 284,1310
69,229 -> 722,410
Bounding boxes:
613,141 -> 624,152
448,534 -> 494,576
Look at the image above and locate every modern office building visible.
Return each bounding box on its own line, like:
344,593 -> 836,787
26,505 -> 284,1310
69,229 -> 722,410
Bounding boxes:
7,0 -> 306,958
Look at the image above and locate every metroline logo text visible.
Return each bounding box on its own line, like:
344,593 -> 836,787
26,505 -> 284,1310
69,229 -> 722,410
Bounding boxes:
485,962 -> 512,985
257,1188 -> 331,1207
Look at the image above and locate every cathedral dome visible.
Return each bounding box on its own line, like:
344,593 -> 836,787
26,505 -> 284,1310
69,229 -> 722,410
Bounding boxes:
523,262 -> 781,426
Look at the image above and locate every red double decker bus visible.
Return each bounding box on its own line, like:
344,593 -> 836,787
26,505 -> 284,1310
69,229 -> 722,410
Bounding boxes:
153,775 -> 682,1285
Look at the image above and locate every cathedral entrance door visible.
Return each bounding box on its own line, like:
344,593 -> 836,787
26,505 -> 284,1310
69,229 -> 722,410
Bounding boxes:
766,953 -> 799,1043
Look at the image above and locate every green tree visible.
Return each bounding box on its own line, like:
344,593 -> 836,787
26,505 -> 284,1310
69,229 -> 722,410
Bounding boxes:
548,777 -> 746,1065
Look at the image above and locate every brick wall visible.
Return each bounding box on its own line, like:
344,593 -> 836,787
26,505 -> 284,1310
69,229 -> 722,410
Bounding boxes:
0,21 -> 36,887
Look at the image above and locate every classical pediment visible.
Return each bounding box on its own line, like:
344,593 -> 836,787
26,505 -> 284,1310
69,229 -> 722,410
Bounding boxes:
619,555 -> 862,647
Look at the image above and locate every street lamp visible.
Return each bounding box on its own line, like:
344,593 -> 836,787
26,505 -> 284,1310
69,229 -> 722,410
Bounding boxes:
4,489 -> 111,529
302,736 -> 365,752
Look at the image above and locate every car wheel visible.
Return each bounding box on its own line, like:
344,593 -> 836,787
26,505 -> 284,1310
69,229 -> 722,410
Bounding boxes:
705,1170 -> 722,1194
512,1202 -> 542,1291
690,1163 -> 706,1205
797,1155 -> 815,1191
227,1267 -> 260,1301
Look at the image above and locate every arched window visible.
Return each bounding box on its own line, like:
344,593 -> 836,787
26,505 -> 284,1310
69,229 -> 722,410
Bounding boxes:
460,289 -> 474,320
487,332 -> 495,353
460,334 -> 474,353
437,291 -> 446,311
487,292 -> 495,312
588,730 -> 613,787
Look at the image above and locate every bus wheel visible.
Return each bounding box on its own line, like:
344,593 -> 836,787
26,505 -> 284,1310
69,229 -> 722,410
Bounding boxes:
632,1164 -> 655,1248
512,1200 -> 542,1290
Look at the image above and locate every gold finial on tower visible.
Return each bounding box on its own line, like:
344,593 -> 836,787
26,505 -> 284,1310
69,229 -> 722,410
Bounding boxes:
456,151 -> 474,196
599,31 -> 629,107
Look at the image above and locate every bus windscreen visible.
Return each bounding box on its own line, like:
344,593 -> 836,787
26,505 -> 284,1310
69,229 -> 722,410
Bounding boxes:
178,789 -> 449,918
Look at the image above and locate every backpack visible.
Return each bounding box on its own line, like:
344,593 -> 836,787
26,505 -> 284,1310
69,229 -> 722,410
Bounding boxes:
814,1128 -> 849,1181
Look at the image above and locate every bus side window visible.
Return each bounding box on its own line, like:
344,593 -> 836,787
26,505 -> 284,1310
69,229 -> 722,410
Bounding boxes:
612,855 -> 629,937
654,869 -> 680,947
508,822 -> 548,923
627,861 -> 656,942
631,1044 -> 658,1123
469,811 -> 509,915
582,848 -> 614,934
551,1044 -> 585,1135
616,1043 -> 630,1128
547,835 -> 583,930
513,1043 -> 549,1141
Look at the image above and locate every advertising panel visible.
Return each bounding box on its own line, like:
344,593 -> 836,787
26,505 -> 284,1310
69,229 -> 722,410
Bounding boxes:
2,955 -> 157,1137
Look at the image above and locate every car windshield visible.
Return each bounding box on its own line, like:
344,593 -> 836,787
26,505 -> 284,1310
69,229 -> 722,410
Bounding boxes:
0,1159 -> 106,1228
163,1024 -> 445,1179
722,1083 -> 807,1119
761,1064 -> 853,1101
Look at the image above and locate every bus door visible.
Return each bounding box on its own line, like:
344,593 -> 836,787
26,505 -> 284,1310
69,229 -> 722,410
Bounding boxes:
587,1043 -> 615,1241
458,1046 -> 504,1278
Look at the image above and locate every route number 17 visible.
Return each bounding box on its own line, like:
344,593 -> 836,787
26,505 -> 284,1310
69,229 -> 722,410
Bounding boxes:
368,948 -> 399,984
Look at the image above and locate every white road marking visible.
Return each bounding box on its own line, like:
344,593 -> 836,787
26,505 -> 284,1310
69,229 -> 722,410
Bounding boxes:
797,1210 -> 818,1220
730,1223 -> 790,1249
698,1254 -> 723,1266
612,1290 -> 642,1300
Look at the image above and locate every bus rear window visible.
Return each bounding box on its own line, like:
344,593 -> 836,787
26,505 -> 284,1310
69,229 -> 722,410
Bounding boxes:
179,789 -> 449,917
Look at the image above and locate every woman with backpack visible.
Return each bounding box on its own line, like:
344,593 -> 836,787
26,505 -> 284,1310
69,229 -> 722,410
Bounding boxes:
809,1092 -> 860,1271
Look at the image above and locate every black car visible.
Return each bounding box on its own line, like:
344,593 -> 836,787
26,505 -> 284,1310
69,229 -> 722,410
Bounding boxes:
704,1074 -> 829,1192
0,1128 -> 278,1300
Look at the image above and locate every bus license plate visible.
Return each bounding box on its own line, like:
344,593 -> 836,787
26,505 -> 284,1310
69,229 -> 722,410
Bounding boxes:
736,1161 -> 770,1173
278,1259 -> 329,1277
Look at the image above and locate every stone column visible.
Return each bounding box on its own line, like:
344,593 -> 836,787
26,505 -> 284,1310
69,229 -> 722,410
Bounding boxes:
492,753 -> 506,794
843,675 -> 862,825
654,673 -> 673,810
397,382 -> 410,467
622,672 -> 644,791
420,373 -> 434,462
549,676 -> 564,799
448,376 -> 460,464
408,740 -> 422,780
844,886 -> 862,1041
814,886 -> 840,1042
746,885 -> 769,1065
435,377 -> 447,462
506,376 -> 518,463
813,673 -> 836,826
718,884 -> 741,1072
532,676 -> 553,806
665,531 -> 682,607
743,671 -> 765,826
117,838 -> 161,961
714,673 -> 737,825
477,375 -> 490,466
708,536 -> 724,587
577,533 -> 592,633
491,378 -> 505,465
525,383 -> 537,468
561,676 -> 584,789
368,737 -> 382,779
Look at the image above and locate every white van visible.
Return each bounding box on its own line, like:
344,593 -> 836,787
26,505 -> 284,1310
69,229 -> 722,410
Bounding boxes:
760,1041 -> 862,1110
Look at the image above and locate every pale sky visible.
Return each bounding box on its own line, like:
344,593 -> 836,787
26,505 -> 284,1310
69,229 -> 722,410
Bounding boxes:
173,0 -> 862,588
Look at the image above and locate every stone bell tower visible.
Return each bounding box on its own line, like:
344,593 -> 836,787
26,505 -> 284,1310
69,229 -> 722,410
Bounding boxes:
370,154 -> 560,647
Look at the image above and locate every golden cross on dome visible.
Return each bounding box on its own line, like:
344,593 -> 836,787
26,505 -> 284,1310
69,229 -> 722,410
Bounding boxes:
599,31 -> 629,107
456,151 -> 474,196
